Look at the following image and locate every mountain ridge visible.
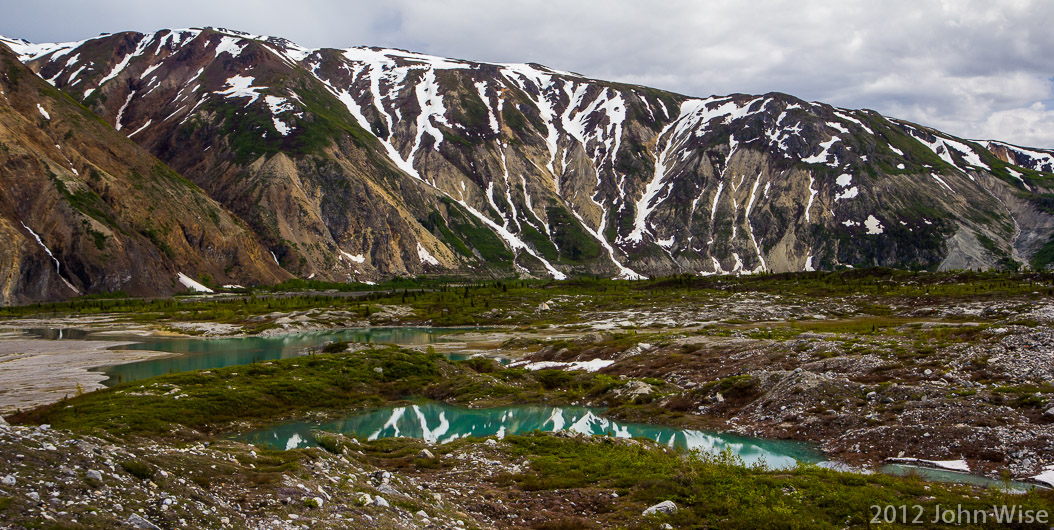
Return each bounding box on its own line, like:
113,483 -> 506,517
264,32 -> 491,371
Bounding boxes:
0,40 -> 288,304
1,27 -> 1052,302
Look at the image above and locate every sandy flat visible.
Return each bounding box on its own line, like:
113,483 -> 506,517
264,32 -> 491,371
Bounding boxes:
0,338 -> 174,414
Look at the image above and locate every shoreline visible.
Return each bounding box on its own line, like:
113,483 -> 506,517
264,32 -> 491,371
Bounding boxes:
0,336 -> 181,414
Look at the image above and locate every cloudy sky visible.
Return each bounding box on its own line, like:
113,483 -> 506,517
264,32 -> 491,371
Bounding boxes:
3,0 -> 1052,148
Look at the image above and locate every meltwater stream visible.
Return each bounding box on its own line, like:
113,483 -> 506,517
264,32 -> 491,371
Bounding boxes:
236,401 -> 823,470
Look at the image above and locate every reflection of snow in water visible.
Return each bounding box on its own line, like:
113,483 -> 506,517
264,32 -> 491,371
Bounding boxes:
262,402 -> 816,470
285,433 -> 303,450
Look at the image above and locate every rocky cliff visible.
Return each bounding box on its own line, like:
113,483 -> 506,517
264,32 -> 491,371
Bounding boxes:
0,42 -> 287,304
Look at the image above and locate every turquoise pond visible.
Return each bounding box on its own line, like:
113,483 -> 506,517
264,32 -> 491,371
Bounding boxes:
236,401 -> 824,470
92,327 -> 490,385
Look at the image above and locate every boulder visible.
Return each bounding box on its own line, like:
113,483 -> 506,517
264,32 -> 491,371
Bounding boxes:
126,514 -> 161,530
373,496 -> 389,507
418,449 -> 435,459
377,483 -> 400,497
643,500 -> 678,516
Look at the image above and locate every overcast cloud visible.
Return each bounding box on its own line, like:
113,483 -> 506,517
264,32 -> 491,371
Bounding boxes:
2,0 -> 1052,147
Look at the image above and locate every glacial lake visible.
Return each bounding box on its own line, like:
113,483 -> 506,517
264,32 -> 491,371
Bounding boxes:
91,327 -> 491,385
236,401 -> 823,470
880,464 -> 1040,492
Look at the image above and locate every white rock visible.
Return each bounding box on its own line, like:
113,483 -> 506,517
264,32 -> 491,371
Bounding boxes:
1,475 -> 15,486
126,513 -> 161,530
85,470 -> 103,482
643,500 -> 678,516
373,496 -> 389,507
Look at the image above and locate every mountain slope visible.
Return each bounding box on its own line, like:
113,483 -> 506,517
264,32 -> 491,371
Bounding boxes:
0,42 -> 287,304
6,27 -> 1054,283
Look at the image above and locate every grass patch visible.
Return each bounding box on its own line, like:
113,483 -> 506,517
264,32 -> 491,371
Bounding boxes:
501,433 -> 1054,529
12,347 -> 446,436
119,459 -> 155,480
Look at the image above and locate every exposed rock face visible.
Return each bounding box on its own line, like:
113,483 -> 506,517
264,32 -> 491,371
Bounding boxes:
2,27 -> 1053,291
0,43 -> 287,304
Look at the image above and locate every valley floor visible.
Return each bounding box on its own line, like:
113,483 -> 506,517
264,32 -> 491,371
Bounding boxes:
1,270 -> 1054,528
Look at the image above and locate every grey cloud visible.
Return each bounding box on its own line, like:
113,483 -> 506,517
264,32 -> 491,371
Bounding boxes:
1,0 -> 1051,147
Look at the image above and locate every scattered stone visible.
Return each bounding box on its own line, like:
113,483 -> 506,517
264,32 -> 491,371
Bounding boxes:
1,475 -> 15,486
615,379 -> 654,398
85,470 -> 103,482
373,496 -> 389,507
1044,407 -> 1054,418
418,449 -> 435,459
377,483 -> 400,497
126,513 -> 161,530
643,500 -> 678,516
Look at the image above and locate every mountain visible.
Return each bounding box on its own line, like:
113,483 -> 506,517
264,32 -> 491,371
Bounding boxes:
0,41 -> 287,305
2,27 -> 1053,292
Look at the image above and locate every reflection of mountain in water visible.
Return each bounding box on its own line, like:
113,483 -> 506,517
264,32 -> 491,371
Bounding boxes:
239,402 -> 821,470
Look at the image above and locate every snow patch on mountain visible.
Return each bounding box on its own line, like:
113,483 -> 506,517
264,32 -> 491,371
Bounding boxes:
456,200 -> 567,280
802,136 -> 840,166
930,173 -> 955,193
416,243 -> 440,266
413,69 -> 451,155
903,125 -> 990,174
216,75 -> 265,106
864,215 -> 884,235
835,186 -> 859,200
97,37 -> 151,88
265,95 -> 295,136
177,273 -> 214,293
338,250 -> 366,264
114,91 -> 135,131
213,35 -> 247,58
20,221 -> 79,294
474,81 -> 500,134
